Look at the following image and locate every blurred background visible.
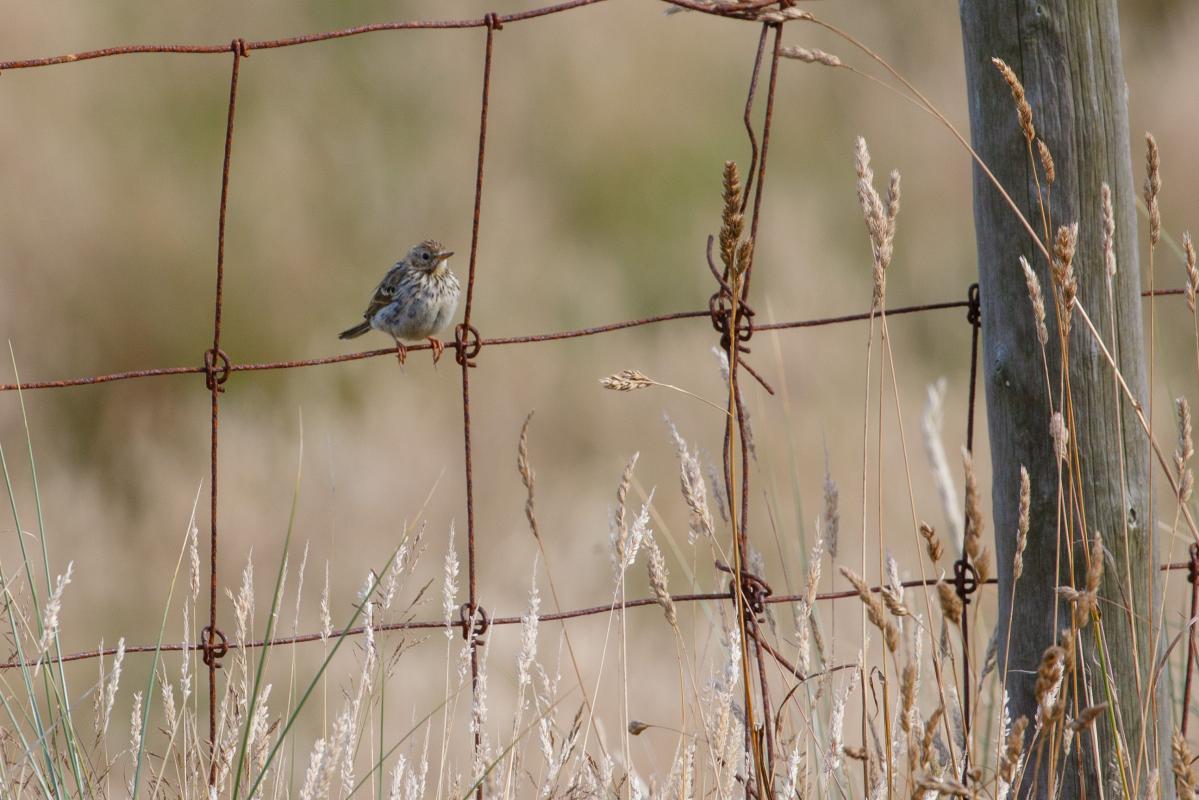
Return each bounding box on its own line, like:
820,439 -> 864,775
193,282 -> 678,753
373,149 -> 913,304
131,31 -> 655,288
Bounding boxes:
2,0 -> 1198,780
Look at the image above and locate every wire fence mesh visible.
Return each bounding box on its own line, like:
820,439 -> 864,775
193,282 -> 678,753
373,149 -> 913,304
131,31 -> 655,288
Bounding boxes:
1,1 -> 1196,794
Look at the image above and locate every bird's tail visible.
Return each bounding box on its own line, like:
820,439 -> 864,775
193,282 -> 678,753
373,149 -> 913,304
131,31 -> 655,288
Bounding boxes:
338,320 -> 373,340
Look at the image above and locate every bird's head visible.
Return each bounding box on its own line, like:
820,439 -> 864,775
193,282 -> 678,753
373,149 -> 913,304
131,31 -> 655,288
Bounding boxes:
408,240 -> 454,273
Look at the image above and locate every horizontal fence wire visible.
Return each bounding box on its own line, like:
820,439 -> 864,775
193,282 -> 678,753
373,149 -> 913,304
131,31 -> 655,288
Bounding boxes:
0,291 -> 1183,394
0,562 -> 1193,672
2,1 -> 1196,793
0,0 -> 785,72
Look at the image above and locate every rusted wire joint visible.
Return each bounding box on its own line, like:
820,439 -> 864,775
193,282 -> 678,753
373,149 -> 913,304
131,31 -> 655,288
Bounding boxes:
203,348 -> 231,392
952,557 -> 980,605
458,602 -> 491,645
231,38 -> 250,58
705,235 -> 756,353
708,291 -> 756,354
484,12 -> 504,31
454,323 -> 483,368
966,282 -> 981,328
1188,543 -> 1199,585
199,625 -> 229,668
716,561 -> 773,623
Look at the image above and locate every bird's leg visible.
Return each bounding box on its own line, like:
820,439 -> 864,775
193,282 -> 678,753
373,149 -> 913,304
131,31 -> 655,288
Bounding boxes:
428,337 -> 445,364
394,338 -> 408,366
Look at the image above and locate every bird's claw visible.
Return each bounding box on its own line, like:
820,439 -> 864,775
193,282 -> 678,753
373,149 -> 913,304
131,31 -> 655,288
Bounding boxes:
428,338 -> 445,364
394,342 -> 408,366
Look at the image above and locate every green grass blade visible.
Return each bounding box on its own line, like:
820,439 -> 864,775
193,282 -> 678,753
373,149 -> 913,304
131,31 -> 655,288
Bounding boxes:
231,416 -> 304,799
241,541 -> 406,800
346,690 -> 458,799
130,485 -> 205,798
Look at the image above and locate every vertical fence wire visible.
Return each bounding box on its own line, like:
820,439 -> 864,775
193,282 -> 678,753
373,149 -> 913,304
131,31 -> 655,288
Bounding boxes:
456,15 -> 500,797
201,40 -> 246,783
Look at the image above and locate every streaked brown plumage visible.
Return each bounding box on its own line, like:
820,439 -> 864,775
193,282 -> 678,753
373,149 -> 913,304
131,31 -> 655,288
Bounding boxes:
339,240 -> 460,363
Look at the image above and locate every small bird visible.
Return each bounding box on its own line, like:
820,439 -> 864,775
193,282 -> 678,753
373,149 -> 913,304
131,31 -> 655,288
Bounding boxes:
339,240 -> 460,364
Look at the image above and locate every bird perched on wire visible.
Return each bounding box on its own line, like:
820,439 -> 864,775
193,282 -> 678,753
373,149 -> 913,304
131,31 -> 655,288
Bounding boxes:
339,240 -> 460,364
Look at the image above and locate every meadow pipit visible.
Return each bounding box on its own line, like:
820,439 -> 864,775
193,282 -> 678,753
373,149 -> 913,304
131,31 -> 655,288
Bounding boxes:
339,240 -> 461,364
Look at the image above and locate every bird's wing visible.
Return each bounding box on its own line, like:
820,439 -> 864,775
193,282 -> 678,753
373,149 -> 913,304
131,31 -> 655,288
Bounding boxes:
360,263 -> 407,320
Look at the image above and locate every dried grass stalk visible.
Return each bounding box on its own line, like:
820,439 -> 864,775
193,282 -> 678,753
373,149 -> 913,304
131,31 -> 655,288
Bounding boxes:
823,455 -> 840,558
756,7 -> 814,22
991,58 -> 1035,142
854,137 -> 901,309
518,412 -> 541,541
921,707 -> 943,770
1019,256 -> 1049,347
998,716 -> 1028,787
1050,412 -> 1069,464
1015,465 -> 1030,580
961,448 -> 991,582
614,452 -> 640,565
1173,730 -> 1198,800
1036,139 -> 1055,186
840,566 -> 898,652
922,379 -> 964,548
900,663 -> 917,735
1184,232 -> 1198,313
1057,535 -> 1103,629
780,45 -> 842,67
1034,645 -> 1066,725
1068,703 -> 1107,733
1101,183 -> 1116,280
646,537 -> 678,631
1051,223 -> 1079,336
920,522 -> 943,564
1145,133 -> 1161,247
937,579 -> 962,625
720,161 -> 747,275
600,369 -> 654,392
1176,397 -> 1194,503
668,421 -> 716,543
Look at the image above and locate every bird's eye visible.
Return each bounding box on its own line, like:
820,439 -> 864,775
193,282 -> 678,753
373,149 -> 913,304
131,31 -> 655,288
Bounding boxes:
421,252 -> 431,261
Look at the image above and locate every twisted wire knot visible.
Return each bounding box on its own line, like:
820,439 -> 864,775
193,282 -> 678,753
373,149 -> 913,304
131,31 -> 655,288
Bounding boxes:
231,38 -> 250,58
953,557 -> 980,604
454,323 -> 483,367
459,602 -> 491,644
203,348 -> 231,392
199,626 -> 229,668
966,282 -> 981,327
484,12 -> 504,31
716,561 -> 773,622
708,291 -> 756,354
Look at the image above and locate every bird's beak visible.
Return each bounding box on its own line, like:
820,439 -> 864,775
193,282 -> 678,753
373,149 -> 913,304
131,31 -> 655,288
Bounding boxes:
436,250 -> 454,262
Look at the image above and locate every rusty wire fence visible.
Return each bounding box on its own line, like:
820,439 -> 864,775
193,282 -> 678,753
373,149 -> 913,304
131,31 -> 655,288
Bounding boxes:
1,0 -> 1197,793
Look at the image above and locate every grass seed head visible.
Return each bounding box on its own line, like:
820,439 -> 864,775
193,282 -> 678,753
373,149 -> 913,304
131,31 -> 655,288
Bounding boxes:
601,369 -> 655,391
780,45 -> 842,67
1015,465 -> 1030,579
1144,133 -> 1161,246
1101,183 -> 1116,280
1036,138 -> 1055,185
992,58 -> 1035,142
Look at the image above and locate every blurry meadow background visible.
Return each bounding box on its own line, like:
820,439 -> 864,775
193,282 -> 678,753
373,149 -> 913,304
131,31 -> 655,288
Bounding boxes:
2,0 -> 1199,796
